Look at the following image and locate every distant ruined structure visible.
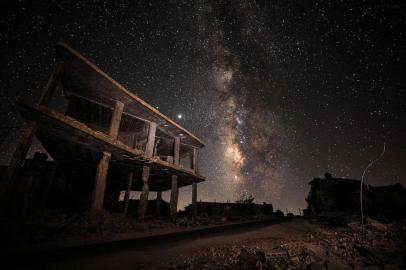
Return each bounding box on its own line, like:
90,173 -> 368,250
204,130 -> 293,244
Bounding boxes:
184,201 -> 274,218
305,173 -> 406,220
0,42 -> 205,220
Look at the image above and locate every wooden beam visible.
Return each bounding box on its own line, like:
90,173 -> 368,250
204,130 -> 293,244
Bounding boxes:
137,166 -> 150,220
156,191 -> 162,216
0,62 -> 64,211
109,101 -> 124,140
145,122 -> 157,157
192,182 -> 197,218
123,171 -> 134,215
170,175 -> 178,221
91,151 -> 111,211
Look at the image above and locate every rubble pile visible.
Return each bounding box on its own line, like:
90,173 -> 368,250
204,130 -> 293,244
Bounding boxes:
163,218 -> 406,270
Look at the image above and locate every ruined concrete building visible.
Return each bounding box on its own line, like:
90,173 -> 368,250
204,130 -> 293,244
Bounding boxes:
305,173 -> 406,220
0,42 -> 205,220
184,201 -> 274,218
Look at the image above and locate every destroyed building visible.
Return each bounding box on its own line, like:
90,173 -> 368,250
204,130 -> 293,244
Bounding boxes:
305,173 -> 406,220
0,42 -> 205,220
184,201 -> 274,218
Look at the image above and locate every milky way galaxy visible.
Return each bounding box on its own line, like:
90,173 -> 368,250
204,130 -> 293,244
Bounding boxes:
1,1 -> 405,213
202,2 -> 296,205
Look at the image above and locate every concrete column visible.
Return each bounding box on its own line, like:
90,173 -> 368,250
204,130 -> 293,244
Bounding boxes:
191,148 -> 198,172
0,63 -> 64,212
109,101 -> 124,140
137,121 -> 156,220
137,166 -> 150,220
123,171 -> 134,215
145,122 -> 157,157
170,137 -> 180,221
156,191 -> 162,216
170,175 -> 178,221
91,100 -> 123,214
91,152 -> 111,211
192,182 -> 197,218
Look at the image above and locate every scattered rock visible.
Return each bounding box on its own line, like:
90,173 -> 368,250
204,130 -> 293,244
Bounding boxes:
367,218 -> 388,231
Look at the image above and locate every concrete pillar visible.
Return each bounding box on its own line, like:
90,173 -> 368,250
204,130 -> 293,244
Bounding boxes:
0,63 -> 64,212
170,137 -> 180,221
192,182 -> 197,218
170,175 -> 178,221
123,171 -> 133,215
145,122 -> 157,157
91,100 -> 123,214
137,166 -> 150,220
109,101 -> 124,140
137,121 -> 156,220
156,191 -> 162,216
191,148 -> 198,172
91,152 -> 111,211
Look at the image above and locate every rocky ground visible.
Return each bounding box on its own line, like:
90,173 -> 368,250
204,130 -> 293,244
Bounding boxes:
151,217 -> 406,270
0,209 -> 266,248
2,212 -> 405,270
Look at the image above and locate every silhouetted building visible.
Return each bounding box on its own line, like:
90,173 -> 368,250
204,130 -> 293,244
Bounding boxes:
305,173 -> 406,220
0,43 -> 205,220
184,201 -> 273,217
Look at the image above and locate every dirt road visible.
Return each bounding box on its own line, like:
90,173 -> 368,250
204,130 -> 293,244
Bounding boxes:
9,218 -> 405,269
10,219 -> 293,269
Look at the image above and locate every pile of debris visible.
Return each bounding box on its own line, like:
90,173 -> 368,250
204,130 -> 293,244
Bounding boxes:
163,218 -> 406,270
305,173 -> 406,221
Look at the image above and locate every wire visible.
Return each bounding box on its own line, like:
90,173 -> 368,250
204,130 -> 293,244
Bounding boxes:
360,141 -> 386,238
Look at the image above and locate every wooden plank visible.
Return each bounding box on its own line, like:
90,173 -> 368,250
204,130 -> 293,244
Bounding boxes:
109,101 -> 124,140
91,151 -> 111,211
192,182 -> 197,218
137,166 -> 150,220
123,171 -> 134,215
0,62 -> 64,211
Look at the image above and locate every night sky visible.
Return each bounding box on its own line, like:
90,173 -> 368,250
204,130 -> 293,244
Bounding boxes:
1,1 -> 405,213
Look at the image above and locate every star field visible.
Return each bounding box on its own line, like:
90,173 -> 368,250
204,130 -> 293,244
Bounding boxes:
1,1 -> 405,213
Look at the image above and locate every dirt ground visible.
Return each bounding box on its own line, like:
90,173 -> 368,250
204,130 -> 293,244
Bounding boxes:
1,210 -> 266,252
28,217 -> 406,270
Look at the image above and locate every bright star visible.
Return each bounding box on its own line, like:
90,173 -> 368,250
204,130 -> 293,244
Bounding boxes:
177,114 -> 182,119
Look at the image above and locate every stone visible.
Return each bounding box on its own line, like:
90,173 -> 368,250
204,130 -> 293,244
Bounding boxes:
367,218 -> 388,231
